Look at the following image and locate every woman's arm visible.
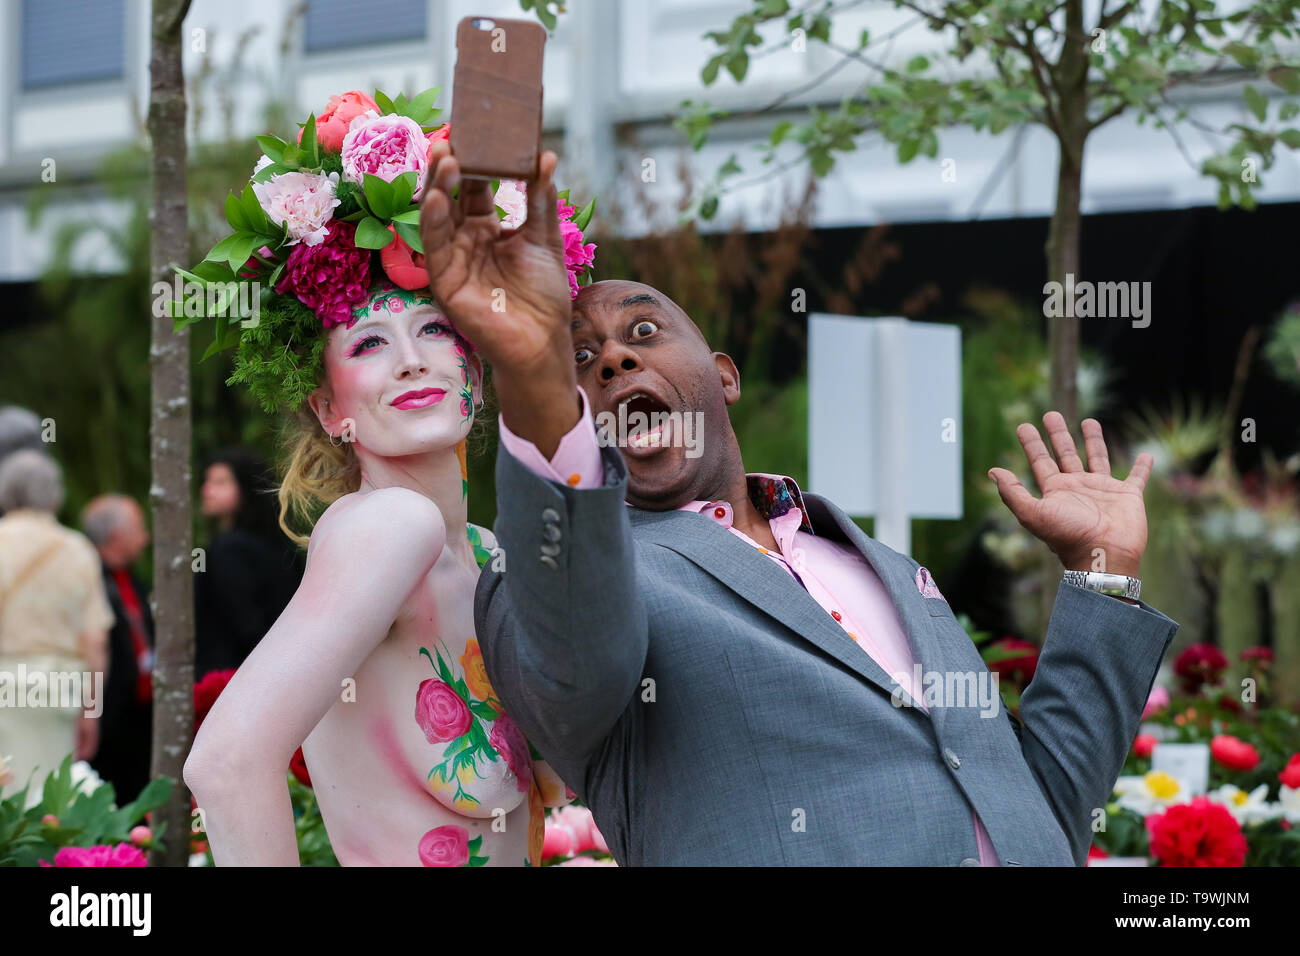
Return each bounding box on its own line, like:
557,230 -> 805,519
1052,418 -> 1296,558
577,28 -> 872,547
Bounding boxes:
183,487 -> 446,865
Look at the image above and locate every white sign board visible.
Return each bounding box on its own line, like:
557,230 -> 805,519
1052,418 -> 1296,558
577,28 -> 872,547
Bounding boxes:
808,314 -> 962,554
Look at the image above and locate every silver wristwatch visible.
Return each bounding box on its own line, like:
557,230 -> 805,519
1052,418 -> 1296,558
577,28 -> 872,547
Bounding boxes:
1063,570 -> 1140,600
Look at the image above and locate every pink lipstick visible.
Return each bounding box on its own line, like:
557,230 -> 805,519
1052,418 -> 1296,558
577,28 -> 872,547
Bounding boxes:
392,388 -> 446,410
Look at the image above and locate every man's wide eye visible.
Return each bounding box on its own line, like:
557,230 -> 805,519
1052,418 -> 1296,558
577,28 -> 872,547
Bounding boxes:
632,320 -> 658,338
575,347 -> 593,364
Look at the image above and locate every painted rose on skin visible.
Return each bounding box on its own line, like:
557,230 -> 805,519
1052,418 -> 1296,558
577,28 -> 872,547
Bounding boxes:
305,90 -> 380,153
415,678 -> 472,743
459,639 -> 495,702
418,824 -> 470,866
488,713 -> 533,793
341,112 -> 433,200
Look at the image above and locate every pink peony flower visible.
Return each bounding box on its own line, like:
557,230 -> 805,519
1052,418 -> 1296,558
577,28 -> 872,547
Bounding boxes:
129,826 -> 153,848
306,90 -> 380,153
488,713 -> 533,793
494,180 -> 528,229
251,170 -> 341,246
418,824 -> 469,866
414,679 -> 472,743
341,112 -> 433,200
542,818 -> 576,859
1141,685 -> 1170,719
274,221 -> 371,329
44,843 -> 148,867
1173,643 -> 1228,694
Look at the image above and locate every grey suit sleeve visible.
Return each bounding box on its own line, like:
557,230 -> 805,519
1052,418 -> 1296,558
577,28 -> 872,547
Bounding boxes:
1015,581 -> 1178,865
475,439 -> 648,765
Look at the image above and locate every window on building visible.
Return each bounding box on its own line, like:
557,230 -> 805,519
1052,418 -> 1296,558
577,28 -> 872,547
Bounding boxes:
21,0 -> 127,90
303,0 -> 427,53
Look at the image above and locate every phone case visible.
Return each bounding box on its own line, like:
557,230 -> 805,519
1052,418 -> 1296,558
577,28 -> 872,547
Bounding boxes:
450,16 -> 546,180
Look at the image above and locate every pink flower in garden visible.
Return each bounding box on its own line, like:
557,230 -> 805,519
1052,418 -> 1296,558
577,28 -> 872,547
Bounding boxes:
488,713 -> 533,793
129,826 -> 153,848
1210,734 -> 1260,772
42,843 -> 148,867
1132,734 -> 1158,759
251,170 -> 341,246
306,90 -> 380,153
542,818 -> 576,859
414,679 -> 472,743
555,855 -> 617,866
1141,685 -> 1170,719
418,825 -> 470,866
551,804 -> 609,853
274,221 -> 371,329
341,112 -> 433,200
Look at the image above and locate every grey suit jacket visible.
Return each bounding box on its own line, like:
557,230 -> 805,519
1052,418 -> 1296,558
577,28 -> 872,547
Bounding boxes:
476,441 -> 1179,866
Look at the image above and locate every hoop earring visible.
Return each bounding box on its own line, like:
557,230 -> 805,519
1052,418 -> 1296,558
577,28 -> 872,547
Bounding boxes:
328,431 -> 342,447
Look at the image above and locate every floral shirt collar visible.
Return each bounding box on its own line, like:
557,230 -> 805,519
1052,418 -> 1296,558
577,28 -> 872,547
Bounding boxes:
682,473 -> 814,534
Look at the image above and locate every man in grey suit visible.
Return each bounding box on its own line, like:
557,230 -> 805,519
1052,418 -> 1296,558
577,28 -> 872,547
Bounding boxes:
419,143 -> 1178,866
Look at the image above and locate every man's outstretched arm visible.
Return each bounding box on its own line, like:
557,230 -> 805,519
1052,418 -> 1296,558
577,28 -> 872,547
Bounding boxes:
420,143 -> 647,767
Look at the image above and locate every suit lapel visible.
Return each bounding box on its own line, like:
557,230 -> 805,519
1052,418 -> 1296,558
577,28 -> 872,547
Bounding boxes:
629,506 -> 926,711
801,492 -> 950,739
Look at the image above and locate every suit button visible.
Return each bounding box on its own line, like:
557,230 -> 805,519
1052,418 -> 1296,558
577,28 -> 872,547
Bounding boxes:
959,858 -> 980,867
539,555 -> 558,570
542,523 -> 562,542
541,507 -> 560,523
944,747 -> 961,769
540,541 -> 561,557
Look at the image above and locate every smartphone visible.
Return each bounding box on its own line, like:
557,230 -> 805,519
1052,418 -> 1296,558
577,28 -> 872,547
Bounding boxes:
450,16 -> 547,180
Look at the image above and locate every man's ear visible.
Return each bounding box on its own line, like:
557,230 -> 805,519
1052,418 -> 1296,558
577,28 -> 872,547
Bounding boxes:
715,353 -> 741,406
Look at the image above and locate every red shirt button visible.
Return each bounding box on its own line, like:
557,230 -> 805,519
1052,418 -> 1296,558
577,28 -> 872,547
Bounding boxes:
714,507 -> 726,518
831,610 -> 842,621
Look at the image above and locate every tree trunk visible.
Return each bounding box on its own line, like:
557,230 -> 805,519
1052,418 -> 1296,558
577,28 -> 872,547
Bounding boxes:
147,0 -> 194,867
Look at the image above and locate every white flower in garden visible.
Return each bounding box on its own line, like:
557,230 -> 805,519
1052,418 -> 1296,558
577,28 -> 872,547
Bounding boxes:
250,169 -> 341,246
70,760 -> 105,796
494,179 -> 528,229
1275,784 -> 1300,823
1113,770 -> 1190,817
1207,783 -> 1274,824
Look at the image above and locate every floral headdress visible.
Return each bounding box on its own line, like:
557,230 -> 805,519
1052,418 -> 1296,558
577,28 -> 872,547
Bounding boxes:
171,87 -> 596,414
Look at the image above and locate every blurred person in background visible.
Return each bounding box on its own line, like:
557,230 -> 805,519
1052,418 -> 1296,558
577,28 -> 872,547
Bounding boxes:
194,446 -> 304,678
0,450 -> 113,807
82,494 -> 154,804
0,406 -> 48,519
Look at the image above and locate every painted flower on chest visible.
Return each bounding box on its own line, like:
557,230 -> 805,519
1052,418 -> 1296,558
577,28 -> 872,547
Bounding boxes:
489,713 -> 533,794
418,824 -> 488,867
414,677 -> 472,743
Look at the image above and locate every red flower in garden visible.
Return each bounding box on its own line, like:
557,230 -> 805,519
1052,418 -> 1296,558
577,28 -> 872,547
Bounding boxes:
1279,754 -> 1300,790
1132,734 -> 1158,759
1214,691 -> 1241,714
1145,797 -> 1247,867
1087,844 -> 1109,862
289,747 -> 312,788
986,637 -> 1038,685
1173,644 -> 1228,694
194,669 -> 237,731
1239,646 -> 1273,668
1210,734 -> 1260,772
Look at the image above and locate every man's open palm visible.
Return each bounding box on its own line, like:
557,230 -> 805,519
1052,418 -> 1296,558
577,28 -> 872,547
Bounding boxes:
988,412 -> 1152,576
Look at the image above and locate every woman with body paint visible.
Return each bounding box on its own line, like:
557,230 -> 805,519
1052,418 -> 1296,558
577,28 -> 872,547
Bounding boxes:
185,279 -> 574,866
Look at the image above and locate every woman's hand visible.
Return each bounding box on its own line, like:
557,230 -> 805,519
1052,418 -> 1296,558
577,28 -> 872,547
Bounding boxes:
988,412 -> 1152,578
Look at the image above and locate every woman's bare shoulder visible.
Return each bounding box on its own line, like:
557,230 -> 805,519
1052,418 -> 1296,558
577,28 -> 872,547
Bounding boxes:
308,488 -> 446,565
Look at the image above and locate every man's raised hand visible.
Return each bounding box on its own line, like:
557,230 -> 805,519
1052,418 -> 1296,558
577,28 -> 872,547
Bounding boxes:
419,141 -> 572,376
988,412 -> 1153,578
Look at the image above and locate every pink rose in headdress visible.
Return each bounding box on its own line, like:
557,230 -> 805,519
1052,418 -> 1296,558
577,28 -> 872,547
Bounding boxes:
426,123 -> 451,149
341,113 -> 433,200
251,169 -> 341,246
494,180 -> 528,229
274,220 -> 371,329
305,90 -> 380,153
379,226 -> 429,291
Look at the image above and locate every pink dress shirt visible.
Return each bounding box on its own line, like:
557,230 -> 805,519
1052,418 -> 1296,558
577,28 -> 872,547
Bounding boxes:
497,388 -> 1000,866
